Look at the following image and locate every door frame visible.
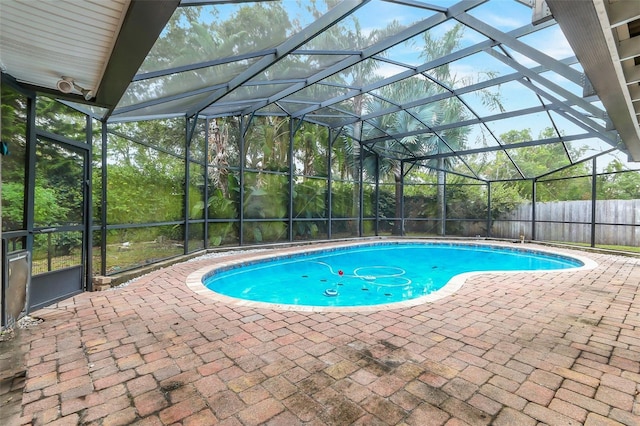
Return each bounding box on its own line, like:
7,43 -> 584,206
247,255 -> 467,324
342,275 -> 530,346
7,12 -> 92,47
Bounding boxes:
27,130 -> 92,312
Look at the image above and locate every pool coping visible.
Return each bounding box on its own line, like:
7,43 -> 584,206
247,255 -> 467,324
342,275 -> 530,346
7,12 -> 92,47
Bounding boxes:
185,239 -> 598,312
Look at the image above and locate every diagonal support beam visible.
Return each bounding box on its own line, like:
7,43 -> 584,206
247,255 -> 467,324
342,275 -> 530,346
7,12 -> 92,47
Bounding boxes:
343,56 -> 579,128
241,14 -> 447,116
485,48 -> 608,123
242,0 -> 490,117
515,77 -> 619,146
455,12 -> 586,87
289,17 -> 557,120
186,0 -> 370,117
408,132 -> 597,163
100,0 -> 180,118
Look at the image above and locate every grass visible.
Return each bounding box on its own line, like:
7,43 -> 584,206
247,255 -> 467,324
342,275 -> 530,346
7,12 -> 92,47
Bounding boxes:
559,241 -> 640,254
32,241 -> 187,275
100,241 -> 187,274
32,253 -> 80,275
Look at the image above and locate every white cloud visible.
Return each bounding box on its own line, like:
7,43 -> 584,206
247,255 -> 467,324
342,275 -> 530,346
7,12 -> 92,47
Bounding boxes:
535,28 -> 573,59
486,14 -> 526,30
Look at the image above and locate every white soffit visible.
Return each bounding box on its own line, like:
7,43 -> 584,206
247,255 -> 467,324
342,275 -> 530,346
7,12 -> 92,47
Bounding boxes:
598,0 -> 640,160
547,0 -> 640,161
0,0 -> 131,96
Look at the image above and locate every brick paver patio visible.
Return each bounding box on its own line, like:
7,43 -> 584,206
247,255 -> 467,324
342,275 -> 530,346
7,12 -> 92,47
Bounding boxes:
3,241 -> 639,425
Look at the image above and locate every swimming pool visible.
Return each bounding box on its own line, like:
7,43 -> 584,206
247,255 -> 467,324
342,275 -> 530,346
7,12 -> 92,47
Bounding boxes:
188,241 -> 594,310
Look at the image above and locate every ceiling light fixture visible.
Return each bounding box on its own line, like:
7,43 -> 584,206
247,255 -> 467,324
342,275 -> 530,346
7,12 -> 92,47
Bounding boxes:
56,76 -> 74,93
56,76 -> 94,101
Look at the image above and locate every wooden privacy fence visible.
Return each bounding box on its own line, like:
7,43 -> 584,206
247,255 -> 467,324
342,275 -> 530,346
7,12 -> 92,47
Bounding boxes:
489,199 -> 640,246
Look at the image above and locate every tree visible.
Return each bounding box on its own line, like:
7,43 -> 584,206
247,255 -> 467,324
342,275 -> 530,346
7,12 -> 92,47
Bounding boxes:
359,24 -> 503,235
362,78 -> 446,234
137,2 -> 296,111
300,6 -> 407,233
419,24 -> 504,235
599,159 -> 640,200
244,116 -> 290,172
1,85 -> 28,232
102,122 -> 186,233
208,117 -> 240,199
500,128 -> 591,201
294,121 -> 328,177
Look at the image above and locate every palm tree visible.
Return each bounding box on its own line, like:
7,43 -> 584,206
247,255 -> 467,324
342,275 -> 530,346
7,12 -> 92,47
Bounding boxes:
294,121 -> 328,177
362,78 -> 446,234
360,24 -> 502,235
244,116 -> 290,172
421,92 -> 471,235
418,24 -> 469,235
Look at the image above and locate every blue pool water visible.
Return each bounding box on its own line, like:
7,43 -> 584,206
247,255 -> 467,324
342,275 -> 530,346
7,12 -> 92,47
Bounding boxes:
203,242 -> 584,307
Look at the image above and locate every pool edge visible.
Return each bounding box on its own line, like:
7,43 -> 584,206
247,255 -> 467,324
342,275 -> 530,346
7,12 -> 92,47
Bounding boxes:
185,239 -> 598,313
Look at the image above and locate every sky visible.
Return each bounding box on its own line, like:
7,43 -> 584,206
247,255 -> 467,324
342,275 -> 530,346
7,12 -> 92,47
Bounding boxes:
138,0 -> 634,170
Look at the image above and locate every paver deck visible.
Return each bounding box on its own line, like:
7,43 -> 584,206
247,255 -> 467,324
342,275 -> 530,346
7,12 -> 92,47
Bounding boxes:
2,241 -> 639,425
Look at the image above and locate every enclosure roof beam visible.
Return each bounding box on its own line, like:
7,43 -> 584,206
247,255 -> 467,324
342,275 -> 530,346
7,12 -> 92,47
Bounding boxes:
240,12 -> 447,115
290,18 -> 557,120
349,57 -> 578,126
407,132 -> 595,163
516,78 -> 619,146
455,12 -> 586,87
386,0 -> 449,13
99,0 -> 180,118
360,103 -> 572,146
241,0 -> 489,117
133,50 -> 274,82
185,0 -> 370,117
536,147 -> 618,181
112,82 -> 227,117
486,49 -> 615,142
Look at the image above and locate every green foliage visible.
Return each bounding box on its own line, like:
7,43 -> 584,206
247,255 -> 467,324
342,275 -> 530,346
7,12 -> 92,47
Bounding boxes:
208,222 -> 236,246
110,119 -> 186,157
446,183 -> 487,220
241,173 -> 288,243
292,179 -> 326,238
1,86 -> 28,232
464,127 -> 593,203
376,189 -> 396,220
219,2 -> 292,53
537,176 -> 591,202
192,187 -> 239,246
50,232 -> 82,256
501,128 -> 590,182
489,182 -> 526,220
598,160 -> 640,200
202,188 -> 236,219
294,122 -> 328,177
103,130 -> 185,226
1,85 -> 28,180
1,182 -> 25,230
33,183 -> 71,226
188,184 -> 205,220
293,180 -> 325,218
245,116 -> 290,171
35,96 -> 87,142
243,174 -> 288,219
104,165 -> 181,225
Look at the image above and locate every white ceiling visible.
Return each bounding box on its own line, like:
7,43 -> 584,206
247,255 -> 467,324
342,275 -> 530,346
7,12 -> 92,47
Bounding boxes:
0,0 -> 131,98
